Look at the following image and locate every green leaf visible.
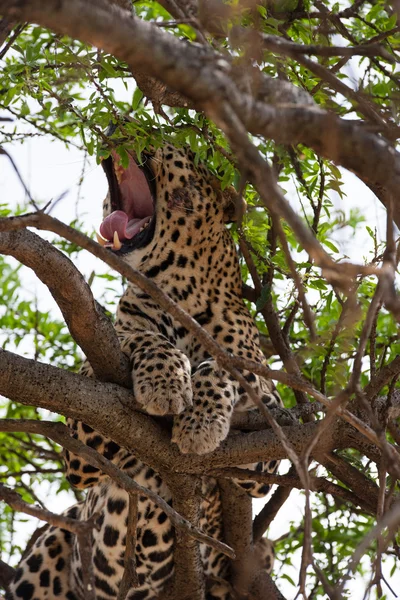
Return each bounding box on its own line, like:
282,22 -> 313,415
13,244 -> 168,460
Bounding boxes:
132,87 -> 144,111
256,284 -> 271,311
324,240 -> 339,253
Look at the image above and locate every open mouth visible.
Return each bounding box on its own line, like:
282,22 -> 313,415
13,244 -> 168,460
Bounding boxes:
97,150 -> 156,253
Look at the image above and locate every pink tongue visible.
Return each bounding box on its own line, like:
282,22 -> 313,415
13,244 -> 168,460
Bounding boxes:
100,210 -> 150,241
99,152 -> 154,243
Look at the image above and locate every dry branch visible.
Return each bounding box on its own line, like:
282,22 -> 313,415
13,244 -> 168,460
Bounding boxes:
0,560 -> 16,589
257,34 -> 395,61
232,28 -> 393,134
0,483 -> 94,535
0,484 -> 99,599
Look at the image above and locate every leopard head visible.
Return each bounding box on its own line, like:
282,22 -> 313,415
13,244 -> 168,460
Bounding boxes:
99,143 -> 244,265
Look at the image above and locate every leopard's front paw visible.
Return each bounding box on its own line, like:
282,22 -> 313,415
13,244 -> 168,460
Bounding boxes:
171,404 -> 230,455
133,349 -> 192,416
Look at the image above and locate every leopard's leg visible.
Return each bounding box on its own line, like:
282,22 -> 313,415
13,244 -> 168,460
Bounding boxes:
64,360 -> 136,489
113,293 -> 193,416
64,416 -> 137,489
65,308 -> 193,488
6,504 -> 82,600
231,458 -> 279,498
232,379 -> 282,498
120,329 -> 192,416
171,360 -> 277,455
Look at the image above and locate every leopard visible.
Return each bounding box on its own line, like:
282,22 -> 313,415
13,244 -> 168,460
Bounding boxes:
6,140 -> 280,600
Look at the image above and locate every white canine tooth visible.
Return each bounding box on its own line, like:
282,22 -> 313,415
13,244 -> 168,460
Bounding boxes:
96,232 -> 107,246
113,231 -> 122,250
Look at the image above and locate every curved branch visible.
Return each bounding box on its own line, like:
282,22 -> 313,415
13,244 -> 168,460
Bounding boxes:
1,0 -> 400,224
0,484 -> 98,600
0,229 -> 131,387
0,349 -> 345,471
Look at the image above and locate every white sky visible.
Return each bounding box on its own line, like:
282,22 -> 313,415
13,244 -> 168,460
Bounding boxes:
0,93 -> 398,598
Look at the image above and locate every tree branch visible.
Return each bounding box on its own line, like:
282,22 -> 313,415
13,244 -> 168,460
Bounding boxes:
0,229 -> 131,387
214,467 -> 377,516
0,484 -> 98,600
0,350 -> 343,471
219,480 -> 286,600
167,475 -> 205,600
252,465 -> 297,543
219,480 -> 254,598
1,0 -> 400,225
0,560 -> 15,590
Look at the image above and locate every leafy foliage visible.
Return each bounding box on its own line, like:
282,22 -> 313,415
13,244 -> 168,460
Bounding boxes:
1,0 -> 400,597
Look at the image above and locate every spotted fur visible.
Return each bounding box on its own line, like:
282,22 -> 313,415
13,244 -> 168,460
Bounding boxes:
7,143 -> 279,600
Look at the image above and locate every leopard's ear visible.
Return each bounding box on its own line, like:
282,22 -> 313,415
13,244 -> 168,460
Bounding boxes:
221,186 -> 247,223
209,177 -> 247,222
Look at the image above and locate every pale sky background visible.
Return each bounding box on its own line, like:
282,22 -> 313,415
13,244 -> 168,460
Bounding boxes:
0,82 -> 398,598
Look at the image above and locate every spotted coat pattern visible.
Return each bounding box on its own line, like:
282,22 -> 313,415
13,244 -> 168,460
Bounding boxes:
6,144 -> 279,600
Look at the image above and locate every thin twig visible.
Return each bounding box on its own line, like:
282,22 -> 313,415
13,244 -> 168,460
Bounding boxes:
0,148 -> 37,208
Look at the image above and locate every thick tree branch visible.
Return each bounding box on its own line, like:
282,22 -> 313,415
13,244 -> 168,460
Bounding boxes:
0,229 -> 131,387
318,452 -> 381,513
219,480 -> 254,599
0,349 -> 360,473
168,475 -> 205,600
1,0 -> 400,225
248,570 -> 287,600
219,480 -> 286,600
